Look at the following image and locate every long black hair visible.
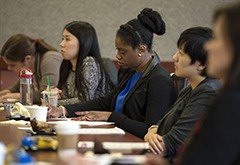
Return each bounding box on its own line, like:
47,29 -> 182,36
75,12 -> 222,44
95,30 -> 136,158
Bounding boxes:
58,21 -> 112,99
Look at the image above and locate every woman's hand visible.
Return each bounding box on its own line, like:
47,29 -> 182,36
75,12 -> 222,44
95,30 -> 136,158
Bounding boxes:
0,89 -> 11,97
144,128 -> 165,155
49,86 -> 62,99
75,111 -> 111,121
0,92 -> 20,101
47,105 -> 63,118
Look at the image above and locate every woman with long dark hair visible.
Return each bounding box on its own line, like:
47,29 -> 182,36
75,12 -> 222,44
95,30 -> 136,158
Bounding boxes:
57,21 -> 113,106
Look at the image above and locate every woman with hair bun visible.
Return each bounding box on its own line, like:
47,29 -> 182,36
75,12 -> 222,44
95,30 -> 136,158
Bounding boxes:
48,8 -> 177,138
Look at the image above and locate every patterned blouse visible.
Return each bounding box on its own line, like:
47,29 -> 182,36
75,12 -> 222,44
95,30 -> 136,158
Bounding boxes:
58,56 -> 110,106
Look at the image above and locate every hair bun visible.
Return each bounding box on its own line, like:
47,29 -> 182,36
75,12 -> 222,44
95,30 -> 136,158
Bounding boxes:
137,8 -> 166,35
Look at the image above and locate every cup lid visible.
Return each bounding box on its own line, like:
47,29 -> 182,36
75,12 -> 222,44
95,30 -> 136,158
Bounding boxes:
19,68 -> 33,78
55,122 -> 80,134
42,90 -> 58,95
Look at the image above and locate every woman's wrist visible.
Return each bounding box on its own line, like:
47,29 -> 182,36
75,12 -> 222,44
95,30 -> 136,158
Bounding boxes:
59,105 -> 68,118
148,125 -> 158,133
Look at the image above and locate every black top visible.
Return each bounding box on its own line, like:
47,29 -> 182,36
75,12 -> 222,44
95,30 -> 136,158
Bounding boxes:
179,87 -> 240,165
157,78 -> 221,158
65,56 -> 177,138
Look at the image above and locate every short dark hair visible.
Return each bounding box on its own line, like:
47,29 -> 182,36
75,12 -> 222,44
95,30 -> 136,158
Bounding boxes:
177,27 -> 212,76
116,8 -> 166,52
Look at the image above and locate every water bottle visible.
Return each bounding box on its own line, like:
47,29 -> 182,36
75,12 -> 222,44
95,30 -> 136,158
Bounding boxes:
19,68 -> 33,106
5,146 -> 34,165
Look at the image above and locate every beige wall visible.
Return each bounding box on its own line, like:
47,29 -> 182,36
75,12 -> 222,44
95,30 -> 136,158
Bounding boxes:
0,0 -> 237,61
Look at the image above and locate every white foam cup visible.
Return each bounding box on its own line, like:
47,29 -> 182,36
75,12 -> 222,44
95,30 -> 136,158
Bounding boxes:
26,106 -> 48,122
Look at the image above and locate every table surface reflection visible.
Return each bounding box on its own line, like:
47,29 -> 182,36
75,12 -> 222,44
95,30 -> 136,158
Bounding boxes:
0,110 -> 144,163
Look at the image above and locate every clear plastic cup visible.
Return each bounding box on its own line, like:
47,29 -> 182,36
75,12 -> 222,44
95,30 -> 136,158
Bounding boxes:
41,90 -> 58,107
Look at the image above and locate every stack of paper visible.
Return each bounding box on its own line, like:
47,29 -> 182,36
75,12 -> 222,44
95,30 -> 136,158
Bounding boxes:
102,142 -> 149,151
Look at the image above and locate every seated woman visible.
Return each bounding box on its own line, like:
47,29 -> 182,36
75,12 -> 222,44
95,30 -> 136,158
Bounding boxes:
0,34 -> 62,104
176,2 -> 240,164
57,21 -> 113,106
144,27 -> 221,158
48,8 -> 177,139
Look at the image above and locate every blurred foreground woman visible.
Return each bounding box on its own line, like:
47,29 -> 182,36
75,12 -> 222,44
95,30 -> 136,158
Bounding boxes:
145,1 -> 240,165
178,2 -> 240,165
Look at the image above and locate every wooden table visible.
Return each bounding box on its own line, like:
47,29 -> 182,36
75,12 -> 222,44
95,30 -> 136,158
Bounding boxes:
0,110 -> 144,163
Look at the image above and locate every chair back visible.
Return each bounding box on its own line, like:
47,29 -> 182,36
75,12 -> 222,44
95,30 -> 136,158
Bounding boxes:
170,73 -> 188,93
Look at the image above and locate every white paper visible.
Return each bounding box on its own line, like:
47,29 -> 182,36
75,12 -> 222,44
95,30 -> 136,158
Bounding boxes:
78,127 -> 125,134
59,152 -> 146,165
75,121 -> 114,126
47,118 -> 70,121
47,120 -> 114,126
18,126 -> 32,131
102,142 -> 149,151
0,120 -> 30,126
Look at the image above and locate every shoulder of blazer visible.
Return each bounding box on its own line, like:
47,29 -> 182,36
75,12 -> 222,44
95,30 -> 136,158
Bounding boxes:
191,78 -> 221,96
142,56 -> 159,78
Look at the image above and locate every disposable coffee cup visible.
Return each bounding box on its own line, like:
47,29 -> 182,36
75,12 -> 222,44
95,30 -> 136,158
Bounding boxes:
25,106 -> 48,122
42,90 -> 58,107
55,122 -> 80,160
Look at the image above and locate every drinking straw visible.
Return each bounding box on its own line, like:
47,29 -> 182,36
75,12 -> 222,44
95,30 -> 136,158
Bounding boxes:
46,76 -> 51,91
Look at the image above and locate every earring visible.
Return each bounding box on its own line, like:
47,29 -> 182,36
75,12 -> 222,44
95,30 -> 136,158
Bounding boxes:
197,66 -> 205,71
138,53 -> 142,57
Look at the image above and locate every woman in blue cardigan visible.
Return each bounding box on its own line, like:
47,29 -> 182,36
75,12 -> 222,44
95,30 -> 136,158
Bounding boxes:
48,8 -> 177,139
